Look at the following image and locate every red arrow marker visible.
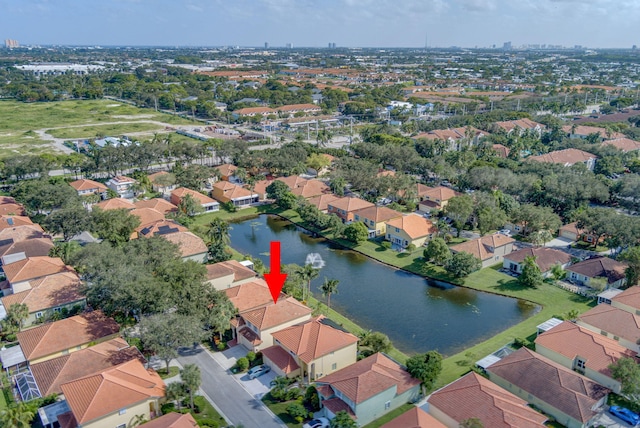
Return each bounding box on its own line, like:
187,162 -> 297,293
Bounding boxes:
264,241 -> 287,304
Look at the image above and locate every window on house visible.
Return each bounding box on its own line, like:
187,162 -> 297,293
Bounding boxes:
395,227 -> 400,233
35,312 -> 43,319
575,359 -> 586,370
53,307 -> 61,313
332,363 -> 337,370
119,409 -> 127,415
384,401 -> 391,410
601,330 -> 607,336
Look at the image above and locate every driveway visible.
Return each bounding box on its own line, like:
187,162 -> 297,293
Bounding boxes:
177,345 -> 286,428
590,408 -> 633,427
215,346 -> 277,399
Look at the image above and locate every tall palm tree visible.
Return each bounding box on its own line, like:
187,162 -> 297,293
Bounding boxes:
207,218 -> 231,245
298,264 -> 320,302
320,278 -> 339,309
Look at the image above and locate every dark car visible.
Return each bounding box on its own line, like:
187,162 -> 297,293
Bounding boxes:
609,405 -> 640,426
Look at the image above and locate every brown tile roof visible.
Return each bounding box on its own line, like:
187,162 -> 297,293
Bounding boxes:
57,411 -> 77,428
562,125 -> 625,139
69,179 -> 107,192
276,103 -> 321,112
290,179 -> 331,198
205,260 -> 256,282
535,321 -> 637,378
138,220 -> 188,238
261,345 -> 300,374
487,348 -> 610,424
0,202 -> 26,216
147,171 -> 171,183
578,304 -> 640,344
353,206 -> 403,224
3,256 -> 70,284
212,181 -> 256,203
276,175 -> 308,189
415,126 -> 487,141
252,179 -> 272,197
94,198 -> 135,211
134,198 -> 178,214
559,222 -> 584,236
213,164 -> 238,177
108,175 -> 136,184
171,187 -> 217,205
142,412 -> 198,428
271,316 -> 358,364
0,215 -> 33,230
495,118 -> 546,133
493,143 -> 511,158
0,237 -> 53,260
380,407 -> 447,428
322,398 -> 356,419
240,297 -> 312,330
1,271 -> 85,314
131,208 -> 166,230
16,311 -> 120,361
566,256 -> 627,284
450,233 -> 515,261
239,326 -> 262,345
61,359 -> 165,425
30,337 -> 144,396
162,231 -> 207,258
316,353 -> 420,405
328,197 -> 375,213
307,194 -> 341,211
602,137 -> 640,152
612,286 -> 640,311
428,372 -> 547,428
235,107 -> 274,115
420,186 -> 460,202
386,214 -> 437,239
224,280 -> 280,312
504,247 -> 571,273
528,148 -> 597,166
0,224 -> 45,242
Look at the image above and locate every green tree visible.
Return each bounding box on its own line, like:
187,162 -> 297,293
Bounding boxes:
176,193 -> 204,221
180,363 -> 202,410
298,263 -> 320,302
359,331 -> 392,357
286,402 -> 308,423
165,382 -> 187,410
208,241 -> 232,263
460,417 -> 484,428
550,263 -> 566,282
43,203 -> 92,241
446,252 -> 482,278
49,240 -> 82,265
518,256 -> 544,288
619,246 -> 640,286
445,195 -> 474,237
0,402 -> 36,428
343,221 -> 369,244
330,411 -> 357,428
406,350 -> 443,395
266,180 -> 290,201
206,218 -> 231,245
91,207 -> 141,246
203,289 -> 236,339
609,357 -> 640,404
423,237 -> 451,265
320,278 -> 340,309
5,303 -> 29,331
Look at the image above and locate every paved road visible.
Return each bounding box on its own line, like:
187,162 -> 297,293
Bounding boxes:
177,346 -> 285,428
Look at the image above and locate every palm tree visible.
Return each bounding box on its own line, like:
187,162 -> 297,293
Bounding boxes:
0,403 -> 36,428
165,382 -> 187,410
298,264 -> 320,302
320,278 -> 339,309
180,364 -> 202,410
207,218 -> 231,245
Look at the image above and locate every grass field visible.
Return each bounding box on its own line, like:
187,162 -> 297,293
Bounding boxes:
47,122 -> 166,139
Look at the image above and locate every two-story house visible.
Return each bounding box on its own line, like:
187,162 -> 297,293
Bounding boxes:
352,206 -> 403,238
211,181 -> 259,208
327,197 -> 375,223
528,148 -> 598,171
385,214 -> 437,249
171,187 -> 220,213
450,233 -> 515,268
105,176 -> 137,199
69,179 -> 108,198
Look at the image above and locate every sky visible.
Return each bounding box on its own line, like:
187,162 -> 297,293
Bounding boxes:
1,0 -> 638,49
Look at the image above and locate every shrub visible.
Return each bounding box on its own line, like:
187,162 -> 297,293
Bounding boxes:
286,387 -> 303,401
286,402 -> 307,423
161,402 -> 176,415
246,351 -> 256,362
217,342 -> 226,351
235,357 -> 249,372
194,417 -> 219,428
304,386 -> 321,411
381,241 -> 391,250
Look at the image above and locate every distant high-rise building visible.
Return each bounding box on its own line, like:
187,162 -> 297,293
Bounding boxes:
285,43 -> 293,49
4,39 -> 19,48
264,42 -> 269,49
328,42 -> 336,48
502,41 -> 512,50
633,45 -> 637,50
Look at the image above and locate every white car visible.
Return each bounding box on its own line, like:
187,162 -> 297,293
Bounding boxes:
498,229 -> 512,236
303,418 -> 330,428
247,364 -> 271,379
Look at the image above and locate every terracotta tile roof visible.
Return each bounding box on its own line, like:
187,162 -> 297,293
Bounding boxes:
353,206 -> 403,224
528,148 -> 597,166
415,126 -> 487,141
16,311 -> 120,361
94,198 -> 135,211
275,175 -> 307,189
224,280 -> 281,312
108,175 -> 136,184
0,224 -> 44,242
380,407 -> 447,428
3,256 -> 70,284
1,271 -> 85,314
450,233 -> 515,261
142,412 -> 198,428
171,187 -> 217,205
322,398 -> 356,419
271,316 -> 358,364
0,237 -> 53,260
134,198 -> 178,214
0,203 -> 25,216
30,337 -> 144,396
239,326 -> 262,345
214,164 -> 238,177
578,304 -> 640,344
131,208 -> 166,230
234,107 -> 274,115
386,214 -> 437,239
69,179 -> 107,192
612,286 -> 640,311
316,353 -> 420,405
57,411 -> 77,428
486,348 -> 610,424
147,171 -> 171,183
240,297 -> 312,330
162,231 -> 207,258
0,196 -> 17,205
205,260 -> 256,282
427,372 -> 547,428
252,179 -> 272,197
138,220 -> 188,238
290,180 -> 330,198
276,103 -> 321,112
212,181 -> 256,203
495,118 -> 546,133
0,215 -> 33,230
420,186 -> 459,202
562,125 -> 625,139
504,247 -> 571,273
328,197 -> 375,213
493,143 -> 511,158
566,256 -> 627,284
602,137 -> 640,152
307,194 -> 341,211
535,321 -> 637,378
559,221 -> 584,236
61,359 -> 165,425
261,345 -> 300,374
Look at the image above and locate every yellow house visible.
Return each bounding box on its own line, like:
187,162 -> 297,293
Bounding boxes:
352,206 -> 403,238
59,359 -> 165,428
385,214 -> 437,249
263,316 -> 358,382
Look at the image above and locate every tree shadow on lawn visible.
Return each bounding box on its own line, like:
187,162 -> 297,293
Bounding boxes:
493,278 -> 530,293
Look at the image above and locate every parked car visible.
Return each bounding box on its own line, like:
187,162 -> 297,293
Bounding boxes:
248,364 -> 271,379
498,229 -> 512,236
303,418 -> 330,428
608,405 -> 640,426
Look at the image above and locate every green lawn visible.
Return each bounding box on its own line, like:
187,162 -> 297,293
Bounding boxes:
157,366 -> 180,379
47,122 -> 165,139
361,404 -> 415,428
261,392 -> 304,428
193,395 -> 227,426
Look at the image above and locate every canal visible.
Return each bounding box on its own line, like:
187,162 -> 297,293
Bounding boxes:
229,215 -> 538,356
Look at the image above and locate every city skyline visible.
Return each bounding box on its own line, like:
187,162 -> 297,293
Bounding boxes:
0,0 -> 638,49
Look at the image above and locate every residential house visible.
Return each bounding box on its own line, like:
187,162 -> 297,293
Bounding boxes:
327,197 -> 375,223
211,181 -> 259,208
58,359 -> 165,428
275,103 -> 322,117
162,231 -> 208,263
487,348 -> 610,428
561,125 -> 625,140
414,127 -> 488,151
417,186 -> 460,213
3,256 -> 72,294
353,206 -> 403,238
0,224 -> 45,243
577,304 -> 640,353
137,219 -> 187,238
224,280 -> 279,313
233,107 -> 274,117
68,179 -> 107,197
315,353 -> 421,426
502,247 -> 571,276
610,285 -> 640,314
15,311 -> 120,365
602,137 -> 640,153
0,271 -> 86,326
385,214 -> 437,249
534,320 -> 637,393
130,208 -> 166,238
450,233 -> 515,268
427,372 -> 547,428
133,198 -> 178,215
565,256 -> 627,289
141,412 -> 198,428
494,118 -> 546,136
252,179 -> 273,201
147,171 -> 177,194
0,215 -> 34,231
29,337 -> 144,396
528,148 -> 598,170
380,407 -> 447,428
205,260 -> 257,290
0,196 -> 26,216
105,175 -> 137,199
93,197 -> 134,211
171,187 -> 220,213
0,237 -> 54,269
492,143 -> 511,158
285,178 -> 331,199
307,194 -> 341,213
263,316 -> 358,381
213,164 -> 239,182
